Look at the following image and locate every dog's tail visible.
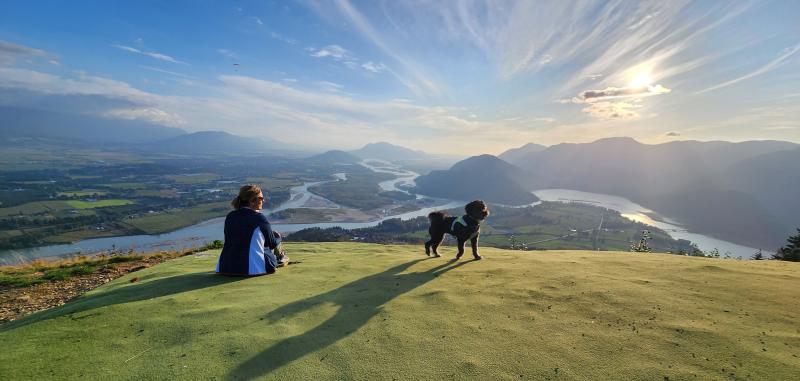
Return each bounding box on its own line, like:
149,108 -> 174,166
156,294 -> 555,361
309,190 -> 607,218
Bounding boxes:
428,211 -> 447,224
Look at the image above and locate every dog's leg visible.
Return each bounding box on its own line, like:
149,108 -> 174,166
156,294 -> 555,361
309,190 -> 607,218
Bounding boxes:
430,233 -> 444,257
470,236 -> 482,260
455,238 -> 466,260
425,239 -> 431,256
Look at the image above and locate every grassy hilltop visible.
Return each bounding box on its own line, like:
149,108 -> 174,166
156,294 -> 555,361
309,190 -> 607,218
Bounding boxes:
1,243 -> 799,380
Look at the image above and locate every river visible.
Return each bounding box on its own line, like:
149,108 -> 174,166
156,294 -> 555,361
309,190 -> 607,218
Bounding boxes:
0,166 -> 765,264
532,189 -> 765,258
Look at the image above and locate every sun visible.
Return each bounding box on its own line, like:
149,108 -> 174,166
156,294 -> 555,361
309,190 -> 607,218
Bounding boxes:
629,71 -> 652,88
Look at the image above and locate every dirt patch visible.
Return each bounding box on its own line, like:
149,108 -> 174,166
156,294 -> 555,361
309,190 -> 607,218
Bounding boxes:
0,257 -> 169,324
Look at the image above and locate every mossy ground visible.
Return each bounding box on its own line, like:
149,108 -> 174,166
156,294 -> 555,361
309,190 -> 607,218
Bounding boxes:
1,243 -> 798,380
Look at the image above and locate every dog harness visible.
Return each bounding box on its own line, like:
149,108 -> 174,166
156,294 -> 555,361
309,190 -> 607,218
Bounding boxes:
451,216 -> 467,232
451,215 -> 480,240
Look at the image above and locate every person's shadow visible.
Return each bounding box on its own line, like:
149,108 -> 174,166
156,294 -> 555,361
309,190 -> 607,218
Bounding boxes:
228,258 -> 473,380
1,271 -> 245,332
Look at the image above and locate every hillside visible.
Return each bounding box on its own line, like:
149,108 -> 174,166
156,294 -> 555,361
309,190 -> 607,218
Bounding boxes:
414,154 -> 539,205
350,142 -> 429,161
306,149 -> 362,164
508,138 -> 799,248
2,243 -> 798,380
145,131 -> 268,155
498,142 -> 547,163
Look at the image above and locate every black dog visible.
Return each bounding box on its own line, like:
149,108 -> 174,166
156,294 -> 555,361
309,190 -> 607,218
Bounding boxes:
425,200 -> 490,260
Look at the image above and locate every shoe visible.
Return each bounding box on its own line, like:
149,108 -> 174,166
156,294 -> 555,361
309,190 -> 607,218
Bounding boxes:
277,254 -> 290,267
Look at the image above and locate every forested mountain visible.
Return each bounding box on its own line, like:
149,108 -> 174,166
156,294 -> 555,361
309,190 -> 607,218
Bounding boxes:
414,154 -> 539,205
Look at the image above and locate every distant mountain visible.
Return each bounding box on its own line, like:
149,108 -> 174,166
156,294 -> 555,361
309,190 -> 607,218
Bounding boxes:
498,143 -> 547,164
508,137 -> 799,248
145,131 -> 268,155
0,106 -> 186,144
306,150 -> 362,164
350,142 -> 429,161
719,148 -> 800,239
414,155 -> 539,205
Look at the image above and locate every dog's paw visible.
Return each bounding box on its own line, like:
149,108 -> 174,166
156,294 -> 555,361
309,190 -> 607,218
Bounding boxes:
432,253 -> 442,258
473,254 -> 483,260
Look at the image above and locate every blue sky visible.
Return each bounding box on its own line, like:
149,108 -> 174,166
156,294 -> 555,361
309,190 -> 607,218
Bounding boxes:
0,0 -> 798,153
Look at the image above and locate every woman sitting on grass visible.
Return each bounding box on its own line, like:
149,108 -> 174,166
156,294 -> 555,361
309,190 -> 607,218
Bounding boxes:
216,184 -> 288,276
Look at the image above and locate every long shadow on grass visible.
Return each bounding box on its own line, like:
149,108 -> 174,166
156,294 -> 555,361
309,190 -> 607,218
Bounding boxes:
228,258 -> 473,380
1,271 -> 245,331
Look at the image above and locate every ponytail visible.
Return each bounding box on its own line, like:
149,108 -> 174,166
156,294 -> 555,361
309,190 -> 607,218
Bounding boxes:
232,184 -> 262,210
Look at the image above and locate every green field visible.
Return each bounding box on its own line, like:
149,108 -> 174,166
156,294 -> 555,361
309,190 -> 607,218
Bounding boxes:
0,201 -> 71,217
65,199 -> 134,209
57,190 -> 108,197
2,243 -> 798,380
123,202 -> 230,234
165,174 -> 220,185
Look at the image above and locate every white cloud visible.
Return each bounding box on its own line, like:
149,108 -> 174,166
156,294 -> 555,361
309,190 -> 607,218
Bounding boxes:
270,32 -> 296,45
581,100 -> 643,120
111,44 -> 186,65
571,84 -> 672,103
251,16 -> 263,25
307,45 -> 349,60
217,49 -> 238,59
316,80 -> 344,93
103,107 -> 186,126
0,40 -> 47,65
361,61 -> 386,73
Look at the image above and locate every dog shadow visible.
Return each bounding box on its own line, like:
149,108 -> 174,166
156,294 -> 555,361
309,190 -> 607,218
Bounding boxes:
227,258 -> 473,380
1,271 -> 245,332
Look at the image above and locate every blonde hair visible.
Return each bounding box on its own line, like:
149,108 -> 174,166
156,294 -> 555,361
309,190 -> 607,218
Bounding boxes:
232,184 -> 262,210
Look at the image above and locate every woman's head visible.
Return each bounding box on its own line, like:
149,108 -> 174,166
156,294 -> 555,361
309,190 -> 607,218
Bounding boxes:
232,184 -> 264,210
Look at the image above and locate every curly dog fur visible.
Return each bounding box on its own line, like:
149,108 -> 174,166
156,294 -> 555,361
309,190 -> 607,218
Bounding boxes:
425,200 -> 490,260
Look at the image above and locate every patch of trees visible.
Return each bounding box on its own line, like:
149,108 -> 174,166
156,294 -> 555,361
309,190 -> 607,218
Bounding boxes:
770,229 -> 800,261
286,217 -> 428,244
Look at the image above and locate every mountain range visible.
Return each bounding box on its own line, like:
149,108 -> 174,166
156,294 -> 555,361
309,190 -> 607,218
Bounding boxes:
497,137 -> 799,248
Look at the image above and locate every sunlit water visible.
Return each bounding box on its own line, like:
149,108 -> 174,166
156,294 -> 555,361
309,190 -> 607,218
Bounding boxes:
532,189 -> 765,258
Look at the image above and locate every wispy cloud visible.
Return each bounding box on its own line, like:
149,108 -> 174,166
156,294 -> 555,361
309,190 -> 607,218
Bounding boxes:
0,40 -> 47,65
112,44 -> 186,65
565,83 -> 671,120
327,0 -> 444,97
361,61 -> 386,73
696,43 -> 800,94
217,49 -> 238,60
572,84 -> 671,103
307,45 -> 349,60
270,32 -> 296,45
139,65 -> 195,80
251,16 -> 263,26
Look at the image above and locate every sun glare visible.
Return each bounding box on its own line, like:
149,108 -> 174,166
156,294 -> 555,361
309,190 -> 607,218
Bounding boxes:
629,72 -> 652,88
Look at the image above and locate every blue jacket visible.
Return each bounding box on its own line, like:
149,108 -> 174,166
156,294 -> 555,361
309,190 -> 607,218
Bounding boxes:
216,207 -> 280,276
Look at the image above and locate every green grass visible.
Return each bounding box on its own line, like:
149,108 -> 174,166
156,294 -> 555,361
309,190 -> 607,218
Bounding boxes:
1,243 -> 798,380
65,199 -> 134,209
